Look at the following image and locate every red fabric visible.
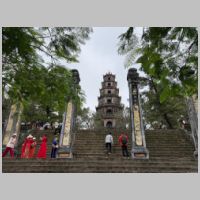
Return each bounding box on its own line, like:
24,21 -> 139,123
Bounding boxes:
21,138 -> 34,158
25,138 -> 34,158
37,136 -> 47,159
21,139 -> 28,158
29,142 -> 37,158
2,147 -> 14,158
118,134 -> 128,146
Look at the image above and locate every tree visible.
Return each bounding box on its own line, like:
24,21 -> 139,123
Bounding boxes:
141,89 -> 187,129
93,112 -> 103,129
2,27 -> 92,141
2,27 -> 92,106
118,27 -> 198,102
2,27 -> 92,66
116,106 -> 130,129
118,27 -> 198,129
76,107 -> 95,129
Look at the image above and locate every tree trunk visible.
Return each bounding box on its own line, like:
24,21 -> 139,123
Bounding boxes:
3,102 -> 23,146
163,113 -> 173,129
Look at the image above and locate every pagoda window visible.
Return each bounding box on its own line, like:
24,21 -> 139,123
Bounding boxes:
108,90 -> 111,94
106,121 -> 112,128
107,99 -> 112,103
106,109 -> 112,114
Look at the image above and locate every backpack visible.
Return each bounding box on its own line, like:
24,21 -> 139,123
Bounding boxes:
121,135 -> 127,145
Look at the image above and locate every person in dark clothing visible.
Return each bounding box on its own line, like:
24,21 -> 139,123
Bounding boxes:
118,133 -> 129,157
54,124 -> 62,135
51,137 -> 59,158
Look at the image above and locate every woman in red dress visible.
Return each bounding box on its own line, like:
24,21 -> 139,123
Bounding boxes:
21,134 -> 33,158
37,134 -> 47,159
29,137 -> 37,158
21,138 -> 28,158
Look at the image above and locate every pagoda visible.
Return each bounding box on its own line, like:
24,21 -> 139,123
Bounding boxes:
96,72 -> 123,128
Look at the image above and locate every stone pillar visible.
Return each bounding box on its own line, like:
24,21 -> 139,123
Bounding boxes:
192,94 -> 198,115
186,95 -> 198,158
127,68 -> 149,159
58,69 -> 80,158
3,102 -> 23,146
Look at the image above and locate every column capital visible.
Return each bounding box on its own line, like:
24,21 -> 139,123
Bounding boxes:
127,68 -> 139,83
71,69 -> 80,85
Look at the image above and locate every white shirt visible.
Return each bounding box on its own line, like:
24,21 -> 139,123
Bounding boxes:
6,137 -> 17,148
105,134 -> 113,144
54,122 -> 59,128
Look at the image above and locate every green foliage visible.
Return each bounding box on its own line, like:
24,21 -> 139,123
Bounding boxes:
76,107 -> 95,129
93,112 -> 103,129
159,85 -> 171,103
141,89 -> 187,129
118,27 -> 197,129
2,27 -> 92,65
118,27 -> 198,102
18,65 -> 86,122
2,27 -> 92,123
118,27 -> 139,68
2,27 -> 42,64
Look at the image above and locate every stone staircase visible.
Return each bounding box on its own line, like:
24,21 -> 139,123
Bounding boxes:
2,129 -> 198,173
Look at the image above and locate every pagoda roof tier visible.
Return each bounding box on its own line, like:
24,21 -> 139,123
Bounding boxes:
96,103 -> 123,109
100,115 -> 116,119
100,88 -> 119,92
100,85 -> 118,90
101,80 -> 117,83
95,113 -> 123,120
103,73 -> 115,78
98,95 -> 121,100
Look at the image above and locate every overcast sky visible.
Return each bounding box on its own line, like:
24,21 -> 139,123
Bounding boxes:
61,27 -> 143,112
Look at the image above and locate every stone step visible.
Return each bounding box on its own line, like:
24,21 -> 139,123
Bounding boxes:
72,149 -> 194,154
74,142 -> 193,147
3,129 -> 196,173
3,164 -> 197,171
3,160 -> 197,166
2,165 -> 197,173
75,136 -> 191,140
73,152 -> 194,157
2,156 -> 197,162
74,138 -> 192,142
73,144 -> 194,148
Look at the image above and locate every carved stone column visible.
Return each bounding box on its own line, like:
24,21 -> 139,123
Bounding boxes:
58,69 -> 80,158
127,68 -> 149,159
3,102 -> 23,146
186,94 -> 198,158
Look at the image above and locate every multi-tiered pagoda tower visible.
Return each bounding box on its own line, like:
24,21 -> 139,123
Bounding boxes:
96,72 -> 123,128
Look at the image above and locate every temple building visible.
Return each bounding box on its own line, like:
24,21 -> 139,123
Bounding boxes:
96,72 -> 123,128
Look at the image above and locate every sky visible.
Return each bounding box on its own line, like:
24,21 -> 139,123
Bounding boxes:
61,27 -> 143,112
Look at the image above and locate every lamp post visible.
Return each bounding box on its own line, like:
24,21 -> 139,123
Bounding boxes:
58,69 -> 80,158
127,68 -> 149,159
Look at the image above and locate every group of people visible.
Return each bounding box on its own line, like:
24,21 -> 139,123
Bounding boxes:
2,133 -> 59,159
21,134 -> 48,159
105,132 -> 129,157
3,131 -> 129,159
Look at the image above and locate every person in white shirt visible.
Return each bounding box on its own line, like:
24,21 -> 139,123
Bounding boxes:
105,132 -> 113,154
2,133 -> 17,158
